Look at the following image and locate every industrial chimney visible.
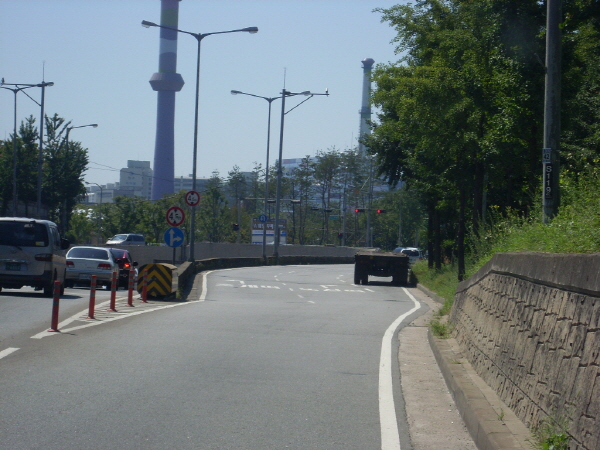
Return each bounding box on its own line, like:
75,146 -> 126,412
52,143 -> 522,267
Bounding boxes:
358,58 -> 374,156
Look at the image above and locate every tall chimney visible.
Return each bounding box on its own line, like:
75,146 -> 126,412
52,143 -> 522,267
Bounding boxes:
358,58 -> 374,156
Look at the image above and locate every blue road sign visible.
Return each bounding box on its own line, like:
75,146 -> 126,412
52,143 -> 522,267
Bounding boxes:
164,227 -> 184,248
258,214 -> 268,223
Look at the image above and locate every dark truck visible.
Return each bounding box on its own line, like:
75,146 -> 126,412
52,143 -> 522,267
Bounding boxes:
354,250 -> 410,286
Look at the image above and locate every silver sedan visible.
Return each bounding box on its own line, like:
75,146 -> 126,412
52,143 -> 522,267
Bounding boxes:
65,246 -> 120,289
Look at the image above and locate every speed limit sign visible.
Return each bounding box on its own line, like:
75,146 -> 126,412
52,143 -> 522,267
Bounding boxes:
185,190 -> 200,207
166,206 -> 185,227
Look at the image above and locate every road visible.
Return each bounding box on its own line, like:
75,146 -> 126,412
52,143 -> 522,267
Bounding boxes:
0,264 -> 426,450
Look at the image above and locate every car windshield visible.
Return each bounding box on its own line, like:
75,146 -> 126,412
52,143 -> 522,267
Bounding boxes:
402,249 -> 420,257
109,235 -> 127,241
0,221 -> 49,247
68,248 -> 109,260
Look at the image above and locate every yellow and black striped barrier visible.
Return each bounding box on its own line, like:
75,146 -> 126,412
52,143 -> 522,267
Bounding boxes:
137,263 -> 178,299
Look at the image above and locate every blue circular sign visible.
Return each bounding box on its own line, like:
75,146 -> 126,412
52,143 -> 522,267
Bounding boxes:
258,214 -> 268,223
164,227 -> 185,248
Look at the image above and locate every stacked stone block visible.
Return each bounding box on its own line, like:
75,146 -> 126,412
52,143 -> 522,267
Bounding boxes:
451,252 -> 599,450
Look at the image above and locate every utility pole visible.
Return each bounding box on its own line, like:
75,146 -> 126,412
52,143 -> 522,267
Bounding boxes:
543,0 -> 562,222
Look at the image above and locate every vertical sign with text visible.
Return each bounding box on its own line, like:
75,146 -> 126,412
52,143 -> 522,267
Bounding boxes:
543,148 -> 553,200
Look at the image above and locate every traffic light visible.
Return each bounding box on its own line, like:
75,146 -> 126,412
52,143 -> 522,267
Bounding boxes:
232,223 -> 239,231
337,232 -> 343,240
355,208 -> 365,213
376,209 -> 387,214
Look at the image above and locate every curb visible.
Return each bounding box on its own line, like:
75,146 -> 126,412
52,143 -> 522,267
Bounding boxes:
419,285 -> 533,450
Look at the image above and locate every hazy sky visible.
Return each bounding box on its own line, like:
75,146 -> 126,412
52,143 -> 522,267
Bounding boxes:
1,0 -> 406,187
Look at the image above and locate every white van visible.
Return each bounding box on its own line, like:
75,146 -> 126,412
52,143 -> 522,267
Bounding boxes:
0,218 -> 70,296
106,233 -> 146,246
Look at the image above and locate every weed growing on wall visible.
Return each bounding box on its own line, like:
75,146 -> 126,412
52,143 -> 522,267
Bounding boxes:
528,411 -> 570,450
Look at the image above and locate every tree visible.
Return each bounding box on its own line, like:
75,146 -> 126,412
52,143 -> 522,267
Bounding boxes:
368,0 -> 547,279
313,148 -> 342,244
198,171 -> 228,242
42,114 -> 89,231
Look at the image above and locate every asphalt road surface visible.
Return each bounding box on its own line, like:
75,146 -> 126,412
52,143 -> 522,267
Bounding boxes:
0,264 -> 426,450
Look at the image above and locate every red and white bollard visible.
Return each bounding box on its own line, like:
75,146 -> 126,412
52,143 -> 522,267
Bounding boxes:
126,268 -> 135,307
141,268 -> 148,303
48,280 -> 61,332
108,271 -> 118,312
87,275 -> 97,319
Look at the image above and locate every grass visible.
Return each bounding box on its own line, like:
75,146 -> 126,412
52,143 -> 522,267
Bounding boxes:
416,171 -> 600,317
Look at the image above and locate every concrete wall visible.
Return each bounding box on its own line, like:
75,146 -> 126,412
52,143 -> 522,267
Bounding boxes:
451,253 -> 599,450
114,243 -> 358,268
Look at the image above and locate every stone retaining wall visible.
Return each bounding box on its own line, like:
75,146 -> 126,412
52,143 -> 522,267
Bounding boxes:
451,252 -> 599,450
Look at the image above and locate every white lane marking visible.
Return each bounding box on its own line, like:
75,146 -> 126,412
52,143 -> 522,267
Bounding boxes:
31,301 -> 200,339
199,270 -> 214,301
379,288 -> 420,450
31,271 -> 214,339
307,300 -> 315,304
215,283 -> 234,287
0,347 -> 19,360
365,288 -> 375,292
289,288 -> 294,291
297,295 -> 304,299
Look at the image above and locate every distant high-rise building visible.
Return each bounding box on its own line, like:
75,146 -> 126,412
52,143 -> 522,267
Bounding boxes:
120,160 -> 153,199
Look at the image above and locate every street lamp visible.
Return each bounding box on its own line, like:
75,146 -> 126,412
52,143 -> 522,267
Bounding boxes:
85,181 -> 103,245
273,88 -> 329,263
231,89 -> 279,261
0,80 -> 53,216
142,20 -> 258,262
62,124 -> 98,233
85,181 -> 103,204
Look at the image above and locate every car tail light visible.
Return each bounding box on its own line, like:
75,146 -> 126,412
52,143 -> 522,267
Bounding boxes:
66,260 -> 75,267
123,263 -> 131,269
97,263 -> 112,270
35,253 -> 53,262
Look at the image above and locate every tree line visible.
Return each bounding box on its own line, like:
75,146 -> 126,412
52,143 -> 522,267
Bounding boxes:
363,0 -> 600,280
0,114 -> 88,227
1,111 -> 424,249
70,149 -> 425,249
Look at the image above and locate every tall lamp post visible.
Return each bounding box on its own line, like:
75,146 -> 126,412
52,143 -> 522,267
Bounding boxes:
142,20 -> 258,262
273,88 -> 329,263
0,80 -> 53,216
63,124 -> 98,233
85,181 -> 103,244
230,90 -> 279,261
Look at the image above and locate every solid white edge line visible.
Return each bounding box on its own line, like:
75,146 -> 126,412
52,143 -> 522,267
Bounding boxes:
199,270 -> 214,301
379,287 -> 420,450
0,347 -> 19,360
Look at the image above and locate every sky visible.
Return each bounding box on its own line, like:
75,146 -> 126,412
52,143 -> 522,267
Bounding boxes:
1,0 -> 406,188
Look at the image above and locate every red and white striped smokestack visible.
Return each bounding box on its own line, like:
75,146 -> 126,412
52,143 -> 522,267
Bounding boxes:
358,58 -> 374,155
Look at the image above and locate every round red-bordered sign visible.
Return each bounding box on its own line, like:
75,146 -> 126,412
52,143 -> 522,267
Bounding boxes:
166,206 -> 185,227
185,190 -> 200,207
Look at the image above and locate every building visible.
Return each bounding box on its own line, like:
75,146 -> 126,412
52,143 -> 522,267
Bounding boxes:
120,160 -> 153,199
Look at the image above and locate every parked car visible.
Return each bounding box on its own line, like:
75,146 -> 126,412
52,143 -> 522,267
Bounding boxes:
392,247 -> 405,254
0,217 -> 70,296
106,233 -> 146,246
400,247 -> 424,265
108,248 -> 138,288
65,246 -> 120,289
